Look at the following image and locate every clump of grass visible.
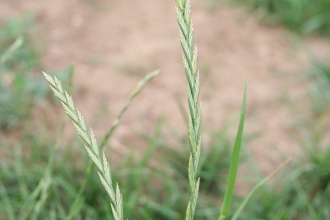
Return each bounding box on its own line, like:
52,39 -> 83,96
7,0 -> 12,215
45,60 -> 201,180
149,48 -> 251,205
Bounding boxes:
0,117 -> 240,219
1,1 -> 299,218
240,143 -> 330,219
0,130 -> 159,219
40,0 -> 251,219
234,0 -> 330,37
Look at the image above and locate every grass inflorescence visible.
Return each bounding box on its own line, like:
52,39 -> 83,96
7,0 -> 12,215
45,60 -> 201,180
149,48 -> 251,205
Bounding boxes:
43,72 -> 124,220
175,0 -> 202,219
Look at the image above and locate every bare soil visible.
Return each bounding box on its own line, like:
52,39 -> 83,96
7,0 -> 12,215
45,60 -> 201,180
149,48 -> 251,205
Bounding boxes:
1,0 -> 330,178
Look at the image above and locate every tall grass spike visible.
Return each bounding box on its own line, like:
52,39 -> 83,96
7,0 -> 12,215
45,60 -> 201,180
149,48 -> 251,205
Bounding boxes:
175,1 -> 202,219
43,72 -> 124,220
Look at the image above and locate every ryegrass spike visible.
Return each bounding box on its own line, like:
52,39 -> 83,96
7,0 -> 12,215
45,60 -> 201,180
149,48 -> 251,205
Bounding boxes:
43,72 -> 124,220
67,70 -> 158,219
175,1 -> 202,219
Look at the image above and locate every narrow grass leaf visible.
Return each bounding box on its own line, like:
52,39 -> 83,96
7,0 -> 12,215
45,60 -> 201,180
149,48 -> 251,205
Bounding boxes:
219,82 -> 247,220
0,36 -> 23,64
231,157 -> 292,220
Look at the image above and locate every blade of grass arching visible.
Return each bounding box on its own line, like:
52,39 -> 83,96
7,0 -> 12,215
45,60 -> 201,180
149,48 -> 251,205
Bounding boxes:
0,36 -> 23,65
0,181 -> 15,220
219,83 -> 247,220
231,157 -> 292,220
66,70 -> 159,220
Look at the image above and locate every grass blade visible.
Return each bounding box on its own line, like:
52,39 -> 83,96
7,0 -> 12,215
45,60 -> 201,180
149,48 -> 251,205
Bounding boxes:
0,36 -> 23,65
231,157 -> 292,220
0,182 -> 15,220
219,82 -> 247,220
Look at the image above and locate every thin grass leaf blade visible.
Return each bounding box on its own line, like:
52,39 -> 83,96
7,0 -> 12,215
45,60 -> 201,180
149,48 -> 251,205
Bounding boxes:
231,157 -> 291,220
219,82 -> 247,220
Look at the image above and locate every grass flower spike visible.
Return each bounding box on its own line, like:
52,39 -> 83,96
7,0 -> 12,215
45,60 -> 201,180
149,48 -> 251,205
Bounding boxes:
43,72 -> 124,220
175,0 -> 202,219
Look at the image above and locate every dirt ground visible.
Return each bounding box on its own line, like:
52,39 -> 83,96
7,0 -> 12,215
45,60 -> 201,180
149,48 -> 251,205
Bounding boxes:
1,0 -> 330,176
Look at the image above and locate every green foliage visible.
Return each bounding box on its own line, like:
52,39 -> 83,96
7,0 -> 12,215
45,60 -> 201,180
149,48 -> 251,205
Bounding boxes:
0,121 -> 238,219
0,15 -> 40,71
6,1 -> 330,220
220,84 -> 247,220
235,0 -> 330,37
156,127 -> 235,219
306,57 -> 330,115
0,16 -> 42,129
0,16 -> 72,129
239,145 -> 330,219
0,133 -> 121,219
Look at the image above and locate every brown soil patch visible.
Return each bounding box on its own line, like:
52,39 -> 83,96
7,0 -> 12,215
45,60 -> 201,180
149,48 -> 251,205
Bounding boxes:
1,0 -> 330,177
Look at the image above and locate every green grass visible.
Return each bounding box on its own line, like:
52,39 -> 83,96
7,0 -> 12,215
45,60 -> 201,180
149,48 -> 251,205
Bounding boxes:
234,0 -> 330,37
0,14 -> 41,71
42,1 -> 248,219
0,15 -> 72,130
0,118 -> 243,219
237,65 -> 330,219
239,137 -> 330,220
0,15 -> 42,129
306,57 -> 330,116
2,0 -> 330,219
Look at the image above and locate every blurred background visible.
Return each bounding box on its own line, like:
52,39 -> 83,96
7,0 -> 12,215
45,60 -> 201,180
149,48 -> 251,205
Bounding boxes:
1,0 -> 330,219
